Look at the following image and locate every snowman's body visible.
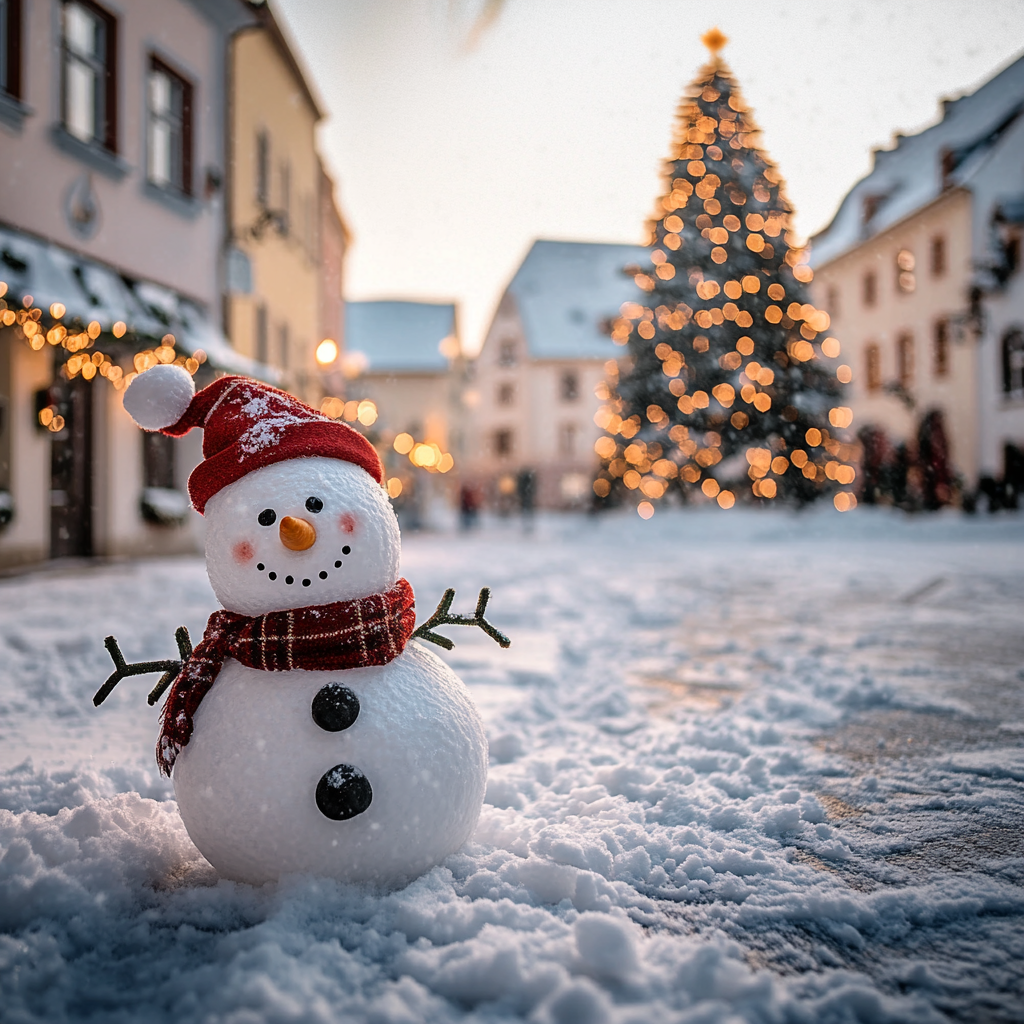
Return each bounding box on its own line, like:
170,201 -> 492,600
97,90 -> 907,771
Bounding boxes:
114,378 -> 492,890
173,644 -> 486,886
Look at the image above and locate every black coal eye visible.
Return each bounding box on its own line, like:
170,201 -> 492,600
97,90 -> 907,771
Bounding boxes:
342,545 -> 351,555
258,509 -> 276,527
305,496 -> 323,514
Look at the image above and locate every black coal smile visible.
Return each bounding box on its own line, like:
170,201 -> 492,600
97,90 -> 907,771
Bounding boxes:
256,546 -> 352,587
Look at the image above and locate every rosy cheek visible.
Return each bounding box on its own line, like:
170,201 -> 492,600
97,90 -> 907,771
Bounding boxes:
233,540 -> 255,564
339,513 -> 357,535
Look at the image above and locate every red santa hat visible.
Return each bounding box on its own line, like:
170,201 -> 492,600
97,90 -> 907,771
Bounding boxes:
122,365 -> 383,514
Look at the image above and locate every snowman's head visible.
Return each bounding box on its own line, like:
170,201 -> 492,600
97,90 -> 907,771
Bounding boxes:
204,457 -> 401,616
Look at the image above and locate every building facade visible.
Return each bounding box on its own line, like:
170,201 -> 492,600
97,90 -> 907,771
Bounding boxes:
343,299 -> 461,525
224,3 -> 338,406
466,239 -> 645,508
0,0 -> 253,568
810,54 -> 1024,502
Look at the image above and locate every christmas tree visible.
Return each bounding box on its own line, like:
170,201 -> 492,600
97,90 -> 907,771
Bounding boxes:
593,30 -> 855,513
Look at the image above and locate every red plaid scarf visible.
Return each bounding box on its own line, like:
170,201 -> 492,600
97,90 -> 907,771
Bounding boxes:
157,578 -> 416,775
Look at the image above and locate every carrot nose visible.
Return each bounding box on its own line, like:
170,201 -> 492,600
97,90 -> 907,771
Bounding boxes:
279,516 -> 317,551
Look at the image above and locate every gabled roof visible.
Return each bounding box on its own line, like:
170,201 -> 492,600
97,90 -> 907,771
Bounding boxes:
246,1 -> 325,121
345,300 -> 456,373
811,53 -> 1024,268
501,239 -> 647,360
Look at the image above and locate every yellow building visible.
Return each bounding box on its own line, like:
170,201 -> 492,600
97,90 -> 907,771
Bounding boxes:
225,2 -> 337,404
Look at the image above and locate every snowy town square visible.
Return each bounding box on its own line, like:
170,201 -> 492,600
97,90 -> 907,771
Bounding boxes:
3,1 -> 1024,1022
2,507 -> 1023,1022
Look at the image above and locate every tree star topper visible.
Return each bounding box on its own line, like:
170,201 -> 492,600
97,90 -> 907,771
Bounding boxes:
702,27 -> 728,53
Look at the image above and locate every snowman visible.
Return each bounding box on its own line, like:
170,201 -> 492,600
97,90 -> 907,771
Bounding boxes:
104,365 -> 496,888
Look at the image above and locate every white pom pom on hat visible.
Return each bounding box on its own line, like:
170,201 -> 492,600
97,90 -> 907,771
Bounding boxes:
122,364 -> 196,431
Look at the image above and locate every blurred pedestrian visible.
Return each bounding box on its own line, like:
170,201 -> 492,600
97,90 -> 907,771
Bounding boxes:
517,469 -> 536,533
459,482 -> 480,531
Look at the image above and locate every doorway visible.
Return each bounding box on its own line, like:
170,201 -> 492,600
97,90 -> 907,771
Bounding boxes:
49,371 -> 93,558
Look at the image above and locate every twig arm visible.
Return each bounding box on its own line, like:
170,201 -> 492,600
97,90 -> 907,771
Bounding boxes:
92,628 -> 191,707
411,588 -> 511,650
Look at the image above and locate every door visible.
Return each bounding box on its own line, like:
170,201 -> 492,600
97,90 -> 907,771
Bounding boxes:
49,371 -> 93,558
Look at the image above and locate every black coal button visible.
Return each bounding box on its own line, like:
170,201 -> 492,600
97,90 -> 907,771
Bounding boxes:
311,683 -> 360,732
315,764 -> 372,820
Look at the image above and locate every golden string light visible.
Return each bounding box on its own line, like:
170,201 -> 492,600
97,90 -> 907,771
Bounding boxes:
0,285 -> 207,412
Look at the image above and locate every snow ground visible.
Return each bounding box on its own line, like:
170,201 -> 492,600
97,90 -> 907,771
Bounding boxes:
1,506 -> 1023,1024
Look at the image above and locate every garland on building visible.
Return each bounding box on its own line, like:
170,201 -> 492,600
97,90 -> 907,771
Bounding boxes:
593,31 -> 857,514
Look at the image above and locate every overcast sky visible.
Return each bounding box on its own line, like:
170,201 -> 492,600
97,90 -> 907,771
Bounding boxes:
273,0 -> 1024,355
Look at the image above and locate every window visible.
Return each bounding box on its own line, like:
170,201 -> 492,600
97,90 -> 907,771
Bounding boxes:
560,370 -> 579,401
255,131 -> 270,205
862,194 -> 885,223
559,423 -> 578,457
493,428 -> 513,458
933,319 -> 949,378
866,343 -> 882,392
62,0 -> 116,151
255,305 -> 268,364
278,323 -> 289,370
147,57 -> 192,194
302,194 -> 315,259
497,382 -> 515,406
897,332 -> 914,388
1003,329 -> 1024,395
279,161 -> 290,235
940,148 -> 957,189
896,249 -> 915,293
863,270 -> 877,307
0,0 -> 22,99
931,235 -> 946,277
498,339 -> 517,366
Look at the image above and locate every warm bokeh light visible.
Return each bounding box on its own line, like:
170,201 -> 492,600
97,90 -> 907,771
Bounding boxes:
316,338 -> 339,365
637,500 -> 654,519
356,400 -> 378,426
341,351 -> 369,378
393,432 -> 414,454
828,407 -> 854,429
321,397 -> 345,419
386,477 -> 403,499
438,335 -> 461,359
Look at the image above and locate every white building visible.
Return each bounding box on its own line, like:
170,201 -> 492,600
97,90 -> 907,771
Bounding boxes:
0,0 -> 269,568
810,54 -> 1024,501
466,239 -> 646,508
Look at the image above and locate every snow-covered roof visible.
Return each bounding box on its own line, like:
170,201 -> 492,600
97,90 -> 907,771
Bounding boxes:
810,54 -> 1024,268
345,300 -> 456,374
0,223 -> 277,381
503,239 -> 648,360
